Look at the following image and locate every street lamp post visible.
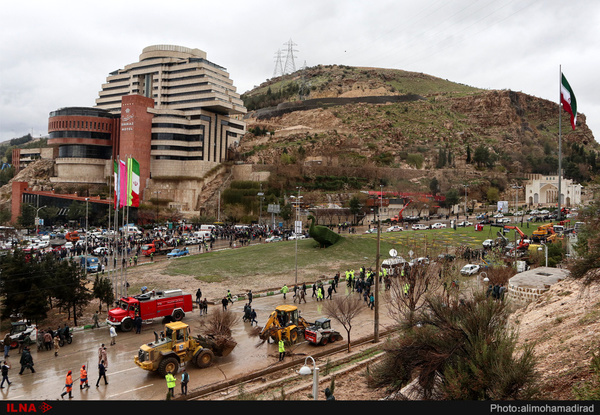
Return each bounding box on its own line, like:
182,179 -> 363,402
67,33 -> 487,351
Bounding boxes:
291,187 -> 302,286
538,244 -> 548,267
154,190 -> 161,224
463,184 -> 469,218
298,356 -> 319,400
374,185 -> 383,343
85,198 -> 90,276
34,205 -> 46,236
512,184 -> 523,215
257,184 -> 264,226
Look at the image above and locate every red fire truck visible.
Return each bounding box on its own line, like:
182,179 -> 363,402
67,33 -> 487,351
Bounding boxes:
141,239 -> 172,257
106,289 -> 193,332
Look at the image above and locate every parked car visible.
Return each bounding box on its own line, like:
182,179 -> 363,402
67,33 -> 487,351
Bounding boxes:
457,221 -> 473,227
288,234 -> 306,240
498,218 -> 510,223
93,246 -> 108,255
493,213 -> 504,218
437,253 -> 455,262
409,257 -> 430,266
185,237 -> 199,245
460,264 -> 481,275
431,222 -> 447,229
166,247 -> 189,258
386,225 -> 403,232
265,236 -> 283,243
411,224 -> 429,230
364,228 -> 377,234
482,239 -> 494,248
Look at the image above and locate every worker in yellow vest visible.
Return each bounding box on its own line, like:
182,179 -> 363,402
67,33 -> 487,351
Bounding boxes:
278,338 -> 286,362
165,371 -> 176,398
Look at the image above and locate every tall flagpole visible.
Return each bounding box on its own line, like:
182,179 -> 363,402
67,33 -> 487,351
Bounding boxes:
114,155 -> 120,301
558,65 -> 562,222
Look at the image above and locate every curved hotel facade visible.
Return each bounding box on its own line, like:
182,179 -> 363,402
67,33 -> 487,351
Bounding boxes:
48,45 -> 246,208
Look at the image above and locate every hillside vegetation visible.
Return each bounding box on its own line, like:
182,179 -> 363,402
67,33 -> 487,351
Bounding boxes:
239,65 -> 599,208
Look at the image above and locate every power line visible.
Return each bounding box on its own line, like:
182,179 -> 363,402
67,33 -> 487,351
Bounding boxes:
283,38 -> 298,74
273,49 -> 284,78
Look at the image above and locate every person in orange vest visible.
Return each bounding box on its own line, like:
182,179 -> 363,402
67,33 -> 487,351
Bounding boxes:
60,370 -> 73,399
80,365 -> 89,389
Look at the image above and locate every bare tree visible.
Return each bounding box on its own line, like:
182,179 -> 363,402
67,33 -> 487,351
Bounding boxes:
323,295 -> 364,353
388,262 -> 444,328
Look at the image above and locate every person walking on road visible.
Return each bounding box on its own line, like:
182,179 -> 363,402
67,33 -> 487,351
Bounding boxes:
297,288 -> 306,304
3,333 -> 10,359
18,347 -> 35,374
92,311 -> 100,328
195,288 -> 202,308
43,330 -> 52,351
53,335 -> 60,357
281,284 -> 289,300
96,360 -> 108,387
326,284 -> 333,300
180,369 -> 189,396
221,297 -> 228,311
1,360 -> 11,388
80,365 -> 89,389
165,371 -> 176,398
109,326 -> 117,345
317,285 -> 324,301
134,315 -> 142,334
278,339 -> 286,362
60,370 -> 73,399
98,344 -> 108,368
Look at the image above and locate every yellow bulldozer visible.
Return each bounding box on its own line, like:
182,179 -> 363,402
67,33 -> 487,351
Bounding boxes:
134,321 -> 236,377
259,305 -> 311,344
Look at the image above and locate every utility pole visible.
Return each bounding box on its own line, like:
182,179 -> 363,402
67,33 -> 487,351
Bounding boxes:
463,184 -> 469,218
374,185 -> 383,343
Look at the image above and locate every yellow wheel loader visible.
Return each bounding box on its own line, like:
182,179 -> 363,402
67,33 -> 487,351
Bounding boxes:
134,321 -> 236,377
259,305 -> 311,344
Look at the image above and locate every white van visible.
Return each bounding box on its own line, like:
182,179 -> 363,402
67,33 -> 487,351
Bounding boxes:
200,224 -> 215,231
122,225 -> 142,234
194,230 -> 212,241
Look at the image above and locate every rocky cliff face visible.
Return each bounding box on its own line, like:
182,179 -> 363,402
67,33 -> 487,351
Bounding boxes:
239,66 -> 597,205
510,276 -> 600,399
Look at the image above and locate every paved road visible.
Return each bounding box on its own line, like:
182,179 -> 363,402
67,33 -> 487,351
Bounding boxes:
2,283 -> 396,401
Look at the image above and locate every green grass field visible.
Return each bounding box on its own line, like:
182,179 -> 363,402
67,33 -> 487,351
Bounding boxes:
163,222 -> 543,281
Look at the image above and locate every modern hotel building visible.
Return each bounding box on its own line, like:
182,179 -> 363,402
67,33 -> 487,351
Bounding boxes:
47,45 -> 246,211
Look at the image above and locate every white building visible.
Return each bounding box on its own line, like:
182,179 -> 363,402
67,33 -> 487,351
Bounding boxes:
524,174 -> 582,207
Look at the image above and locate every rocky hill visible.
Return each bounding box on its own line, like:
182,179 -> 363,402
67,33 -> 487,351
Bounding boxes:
239,65 -> 598,205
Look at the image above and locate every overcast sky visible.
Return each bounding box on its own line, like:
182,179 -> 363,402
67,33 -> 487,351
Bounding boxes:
1,0 -> 598,144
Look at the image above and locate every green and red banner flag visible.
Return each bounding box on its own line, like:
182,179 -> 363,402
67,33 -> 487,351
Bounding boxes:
560,73 -> 577,130
127,157 -> 140,207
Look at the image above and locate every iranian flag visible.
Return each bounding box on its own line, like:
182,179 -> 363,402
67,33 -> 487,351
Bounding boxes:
127,157 -> 140,207
561,73 -> 577,130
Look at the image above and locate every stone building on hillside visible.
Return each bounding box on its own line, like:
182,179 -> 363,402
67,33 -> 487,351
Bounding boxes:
524,174 -> 582,207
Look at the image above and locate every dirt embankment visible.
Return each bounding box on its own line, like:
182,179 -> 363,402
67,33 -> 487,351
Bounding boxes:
510,276 -> 600,399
